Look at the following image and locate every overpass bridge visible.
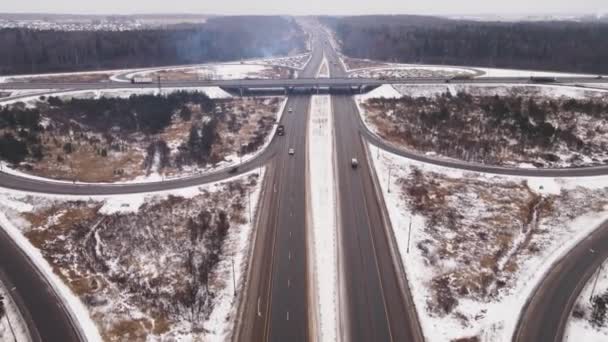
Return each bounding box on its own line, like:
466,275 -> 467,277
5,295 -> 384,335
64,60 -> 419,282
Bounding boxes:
1,76 -> 606,94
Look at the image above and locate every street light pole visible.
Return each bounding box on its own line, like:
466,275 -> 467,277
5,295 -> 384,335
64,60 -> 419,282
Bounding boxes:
248,190 -> 252,223
590,263 -> 604,302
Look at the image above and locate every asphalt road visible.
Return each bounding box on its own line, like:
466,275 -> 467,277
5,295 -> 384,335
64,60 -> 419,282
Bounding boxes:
2,20 -> 607,342
0,227 -> 82,342
235,29 -> 325,342
319,27 -> 424,342
2,76 -> 607,91
513,221 -> 608,342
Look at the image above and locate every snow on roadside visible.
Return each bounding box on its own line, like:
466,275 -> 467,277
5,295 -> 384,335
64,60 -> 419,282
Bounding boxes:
0,279 -> 32,342
565,259 -> 608,342
388,83 -> 608,99
368,144 -> 608,341
358,84 -> 402,101
0,204 -> 103,342
0,168 -> 265,341
476,67 -> 597,78
307,94 -> 338,342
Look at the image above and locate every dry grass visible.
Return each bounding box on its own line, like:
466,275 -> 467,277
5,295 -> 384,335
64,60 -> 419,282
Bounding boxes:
11,174 -> 259,340
402,168 -> 550,313
342,56 -> 388,70
10,73 -> 114,83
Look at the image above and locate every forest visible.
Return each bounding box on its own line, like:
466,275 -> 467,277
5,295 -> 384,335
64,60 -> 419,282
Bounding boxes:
0,16 -> 306,75
321,15 -> 608,74
0,91 -> 214,165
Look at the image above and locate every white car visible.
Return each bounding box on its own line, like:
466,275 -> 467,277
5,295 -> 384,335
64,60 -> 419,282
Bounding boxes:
288,107 -> 293,113
288,148 -> 295,155
351,158 -> 359,168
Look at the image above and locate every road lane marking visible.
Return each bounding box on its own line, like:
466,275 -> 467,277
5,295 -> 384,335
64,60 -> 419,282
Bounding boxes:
287,311 -> 290,321
288,278 -> 291,288
257,297 -> 262,317
289,251 -> 291,260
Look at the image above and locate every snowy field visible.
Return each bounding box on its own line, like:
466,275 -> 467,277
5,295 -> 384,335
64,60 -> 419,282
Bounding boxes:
369,145 -> 608,341
0,88 -> 284,184
0,169 -> 265,341
244,53 -> 312,70
565,258 -> 608,342
338,54 -> 601,79
307,94 -> 338,342
356,83 -> 608,169
0,279 -> 31,342
349,65 -> 480,79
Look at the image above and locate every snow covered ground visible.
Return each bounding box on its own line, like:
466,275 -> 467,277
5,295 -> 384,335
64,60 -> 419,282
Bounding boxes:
0,169 -> 265,341
565,259 -> 608,342
244,53 -> 312,70
0,88 -> 283,184
368,144 -> 608,341
0,279 -> 32,342
476,67 -> 598,78
349,65 -> 479,79
356,83 -> 608,169
307,94 -> 338,342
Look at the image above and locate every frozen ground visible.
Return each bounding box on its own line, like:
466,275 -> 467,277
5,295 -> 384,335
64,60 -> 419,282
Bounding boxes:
357,84 -> 608,169
349,65 -> 479,79
369,144 -> 608,341
0,169 -> 264,341
244,53 -> 312,70
123,63 -> 296,82
0,89 -> 283,184
565,258 -> 608,342
308,93 -> 337,342
0,279 -> 31,342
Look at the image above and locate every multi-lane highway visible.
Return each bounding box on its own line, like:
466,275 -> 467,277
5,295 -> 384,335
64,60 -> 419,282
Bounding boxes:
2,19 -> 608,342
234,28 -> 325,342
320,29 -> 424,342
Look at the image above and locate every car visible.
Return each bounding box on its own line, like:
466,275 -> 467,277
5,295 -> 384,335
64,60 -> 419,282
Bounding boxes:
597,75 -> 604,79
351,158 -> 359,168
288,107 -> 293,113
288,148 -> 295,155
277,125 -> 285,136
228,166 -> 239,174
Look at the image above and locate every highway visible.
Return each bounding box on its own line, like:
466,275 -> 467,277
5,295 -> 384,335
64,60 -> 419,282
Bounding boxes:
2,20 -> 608,342
234,28 -> 325,342
322,27 -> 425,341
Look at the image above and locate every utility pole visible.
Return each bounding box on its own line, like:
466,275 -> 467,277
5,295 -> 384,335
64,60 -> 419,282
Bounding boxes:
407,218 -> 412,254
157,75 -> 162,94
232,257 -> 236,296
590,263 -> 604,302
248,190 -> 252,224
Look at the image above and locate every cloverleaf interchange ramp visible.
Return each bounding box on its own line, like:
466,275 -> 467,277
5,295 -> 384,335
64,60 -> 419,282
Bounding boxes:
1,21 -> 608,342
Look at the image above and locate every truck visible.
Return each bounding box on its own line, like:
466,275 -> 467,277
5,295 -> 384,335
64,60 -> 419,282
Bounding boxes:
130,77 -> 153,84
277,125 -> 285,136
446,74 -> 474,83
530,76 -> 557,83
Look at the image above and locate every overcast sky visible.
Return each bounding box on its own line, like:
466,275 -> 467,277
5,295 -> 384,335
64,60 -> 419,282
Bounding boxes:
1,0 -> 606,16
